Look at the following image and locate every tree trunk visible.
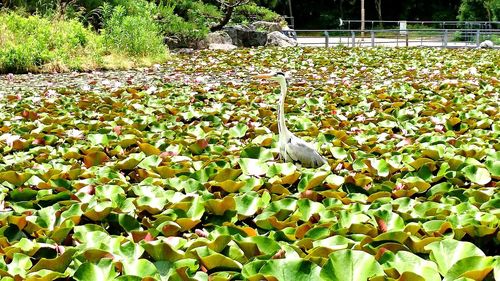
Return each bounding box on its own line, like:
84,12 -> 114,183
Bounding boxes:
375,0 -> 382,21
211,5 -> 235,31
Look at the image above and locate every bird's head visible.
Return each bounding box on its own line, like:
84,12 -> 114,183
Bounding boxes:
255,72 -> 287,83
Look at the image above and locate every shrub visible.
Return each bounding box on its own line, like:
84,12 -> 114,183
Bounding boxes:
231,3 -> 284,25
156,0 -> 220,43
0,12 -> 96,73
100,2 -> 166,57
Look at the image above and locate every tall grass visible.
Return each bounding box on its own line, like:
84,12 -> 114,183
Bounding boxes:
0,4 -> 168,74
0,12 -> 99,73
101,2 -> 167,57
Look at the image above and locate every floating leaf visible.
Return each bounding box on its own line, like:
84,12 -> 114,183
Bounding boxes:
320,249 -> 384,281
73,259 -> 118,281
462,165 -> 491,185
425,239 -> 485,276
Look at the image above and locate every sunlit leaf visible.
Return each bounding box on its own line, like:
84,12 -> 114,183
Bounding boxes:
320,249 -> 384,281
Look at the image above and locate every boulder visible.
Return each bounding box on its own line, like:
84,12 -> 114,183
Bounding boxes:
252,21 -> 282,32
243,30 -> 268,47
209,43 -> 237,51
173,48 -> 195,54
205,31 -> 233,45
223,26 -> 268,47
164,36 -> 207,49
266,31 -> 298,47
164,36 -> 182,48
223,26 -> 243,46
479,40 -> 494,49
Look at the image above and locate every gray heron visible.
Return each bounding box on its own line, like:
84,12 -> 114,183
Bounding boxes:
256,72 -> 328,168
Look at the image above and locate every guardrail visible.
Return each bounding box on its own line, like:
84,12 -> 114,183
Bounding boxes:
338,20 -> 500,30
292,29 -> 500,48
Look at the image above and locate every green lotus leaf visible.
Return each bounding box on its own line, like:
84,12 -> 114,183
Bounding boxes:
26,269 -> 67,280
83,201 -> 113,221
229,123 -> 249,138
6,253 -> 31,278
114,276 -> 143,281
87,134 -> 110,147
10,188 -> 38,202
257,258 -> 321,281
320,249 -> 385,281
296,199 -> 326,221
138,155 -> 162,169
29,248 -> 77,274
238,158 -> 269,176
330,147 -> 347,160
266,163 -> 294,178
122,259 -> 158,278
141,240 -> 185,262
312,235 -> 354,250
0,171 -> 32,187
462,165 -> 492,185
192,247 -> 242,271
241,146 -> 274,161
484,160 -> 499,178
426,182 -> 453,197
241,260 -> 267,280
138,142 -> 161,156
369,158 -> 390,177
399,176 -> 431,192
73,259 -> 118,281
213,168 -> 242,182
425,239 -> 486,276
443,256 -> 495,281
236,236 -> 281,258
205,196 -> 236,216
234,192 -> 265,217
116,153 -> 145,170
297,170 -> 329,191
380,250 -> 440,281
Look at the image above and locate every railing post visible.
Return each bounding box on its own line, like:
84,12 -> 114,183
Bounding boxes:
443,29 -> 448,47
405,32 -> 409,47
370,30 -> 375,47
324,31 -> 329,48
351,31 -> 356,47
476,29 -> 480,47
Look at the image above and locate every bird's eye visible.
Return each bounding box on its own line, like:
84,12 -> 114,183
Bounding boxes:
275,72 -> 285,77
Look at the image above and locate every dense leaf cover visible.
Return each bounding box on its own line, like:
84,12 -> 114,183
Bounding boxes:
0,47 -> 499,280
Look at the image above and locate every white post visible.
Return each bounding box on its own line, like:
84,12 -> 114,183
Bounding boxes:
399,20 -> 407,36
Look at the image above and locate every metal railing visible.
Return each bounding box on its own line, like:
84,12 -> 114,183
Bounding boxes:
338,20 -> 500,30
291,29 -> 500,48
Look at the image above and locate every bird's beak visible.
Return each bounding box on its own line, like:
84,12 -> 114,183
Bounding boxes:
254,73 -> 274,79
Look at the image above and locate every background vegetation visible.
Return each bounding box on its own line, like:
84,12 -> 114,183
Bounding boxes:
0,0 -> 282,73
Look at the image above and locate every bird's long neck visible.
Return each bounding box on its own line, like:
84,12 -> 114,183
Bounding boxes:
278,79 -> 288,142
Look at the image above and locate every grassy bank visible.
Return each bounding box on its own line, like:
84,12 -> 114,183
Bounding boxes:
0,0 -> 284,74
0,11 -> 168,73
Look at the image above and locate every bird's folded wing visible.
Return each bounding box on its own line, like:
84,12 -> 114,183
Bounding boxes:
285,137 -> 327,168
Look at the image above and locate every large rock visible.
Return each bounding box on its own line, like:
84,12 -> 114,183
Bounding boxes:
479,40 -> 494,49
205,31 -> 233,45
266,31 -> 298,47
209,43 -> 237,51
252,21 -> 282,32
164,36 -> 207,49
223,26 -> 268,47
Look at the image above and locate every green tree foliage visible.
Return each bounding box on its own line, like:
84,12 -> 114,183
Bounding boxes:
457,0 -> 500,21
